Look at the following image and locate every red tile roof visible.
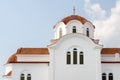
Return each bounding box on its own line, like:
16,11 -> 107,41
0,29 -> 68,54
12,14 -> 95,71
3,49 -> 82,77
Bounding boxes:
16,48 -> 49,54
7,48 -> 49,64
101,48 -> 120,54
10,62 -> 49,64
61,15 -> 88,24
54,15 -> 95,29
7,54 -> 17,64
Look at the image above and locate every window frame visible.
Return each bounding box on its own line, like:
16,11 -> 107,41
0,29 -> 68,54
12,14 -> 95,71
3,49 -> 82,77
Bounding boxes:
20,73 -> 25,80
27,74 -> 31,80
72,26 -> 76,33
79,51 -> 84,64
67,51 -> 71,64
73,48 -> 77,64
102,73 -> 106,80
59,28 -> 62,38
86,28 -> 89,37
109,73 -> 113,80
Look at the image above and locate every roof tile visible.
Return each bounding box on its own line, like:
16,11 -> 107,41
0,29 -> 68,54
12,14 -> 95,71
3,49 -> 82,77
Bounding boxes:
101,48 -> 120,54
7,48 -> 49,64
17,48 -> 49,54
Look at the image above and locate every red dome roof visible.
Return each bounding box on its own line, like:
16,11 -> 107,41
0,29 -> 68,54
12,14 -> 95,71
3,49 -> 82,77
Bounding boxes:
61,15 -> 88,24
53,15 -> 94,29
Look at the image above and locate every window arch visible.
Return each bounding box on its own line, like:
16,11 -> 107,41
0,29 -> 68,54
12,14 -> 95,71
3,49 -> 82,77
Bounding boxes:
102,73 -> 106,80
67,51 -> 71,64
86,28 -> 89,37
73,48 -> 77,64
72,26 -> 76,33
27,74 -> 31,80
20,73 -> 25,80
109,73 -> 113,80
59,28 -> 62,38
79,51 -> 84,64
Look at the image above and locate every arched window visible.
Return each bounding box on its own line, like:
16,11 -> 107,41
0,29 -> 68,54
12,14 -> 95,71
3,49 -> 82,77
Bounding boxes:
102,73 -> 106,80
73,48 -> 77,64
72,26 -> 76,33
20,74 -> 25,80
86,28 -> 89,37
27,74 -> 31,80
59,28 -> 62,38
67,51 -> 71,64
79,51 -> 84,64
109,73 -> 113,80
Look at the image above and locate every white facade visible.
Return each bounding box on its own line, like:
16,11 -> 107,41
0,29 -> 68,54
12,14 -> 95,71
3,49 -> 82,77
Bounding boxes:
4,63 -> 49,80
3,15 -> 120,80
102,63 -> 120,80
48,33 -> 102,80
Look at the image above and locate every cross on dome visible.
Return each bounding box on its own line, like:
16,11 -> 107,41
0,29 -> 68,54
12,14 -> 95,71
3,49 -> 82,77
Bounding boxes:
73,6 -> 76,15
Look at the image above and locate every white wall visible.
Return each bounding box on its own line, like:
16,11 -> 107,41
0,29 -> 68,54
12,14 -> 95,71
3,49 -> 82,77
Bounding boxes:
3,76 -> 12,80
4,64 -> 12,75
84,22 -> 95,39
17,54 -> 49,62
48,34 -> 102,80
12,63 -> 49,80
102,63 -> 120,80
66,20 -> 84,34
54,22 -> 66,39
102,53 -> 120,62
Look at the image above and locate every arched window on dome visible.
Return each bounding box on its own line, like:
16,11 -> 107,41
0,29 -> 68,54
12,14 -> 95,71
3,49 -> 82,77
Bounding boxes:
72,26 -> 76,33
79,51 -> 84,64
109,73 -> 113,80
27,74 -> 31,80
102,73 -> 106,80
20,73 -> 25,80
67,51 -> 71,64
86,28 -> 89,37
59,28 -> 62,38
73,48 -> 77,64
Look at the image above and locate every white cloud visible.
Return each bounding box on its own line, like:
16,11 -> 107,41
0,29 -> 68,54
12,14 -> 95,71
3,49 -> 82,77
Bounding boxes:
84,0 -> 120,47
84,0 -> 106,20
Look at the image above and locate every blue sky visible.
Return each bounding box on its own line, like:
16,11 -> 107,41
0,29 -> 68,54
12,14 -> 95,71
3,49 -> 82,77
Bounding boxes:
0,0 -> 118,79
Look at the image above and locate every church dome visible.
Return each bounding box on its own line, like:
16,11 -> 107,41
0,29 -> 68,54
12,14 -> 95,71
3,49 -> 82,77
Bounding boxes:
61,15 -> 88,24
53,15 -> 95,39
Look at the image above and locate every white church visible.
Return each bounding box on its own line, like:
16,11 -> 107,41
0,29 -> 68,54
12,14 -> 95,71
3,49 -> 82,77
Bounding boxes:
3,14 -> 120,80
